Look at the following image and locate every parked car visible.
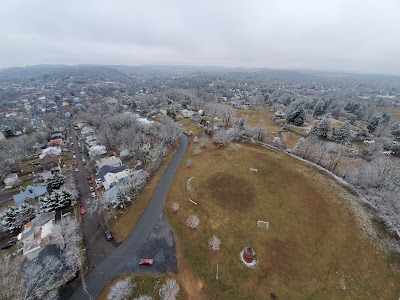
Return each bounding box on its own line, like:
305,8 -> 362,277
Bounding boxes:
80,206 -> 86,215
105,231 -> 113,241
72,155 -> 76,159
89,187 -> 95,192
91,192 -> 96,198
75,168 -> 79,172
139,258 -> 154,266
1,241 -> 16,250
88,179 -> 93,184
73,160 -> 78,165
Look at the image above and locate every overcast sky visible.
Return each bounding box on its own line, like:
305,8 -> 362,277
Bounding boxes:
1,0 -> 399,74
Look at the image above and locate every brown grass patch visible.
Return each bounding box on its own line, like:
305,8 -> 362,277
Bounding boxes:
166,141 -> 400,299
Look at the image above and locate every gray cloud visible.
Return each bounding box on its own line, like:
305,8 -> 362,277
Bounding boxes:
1,0 -> 399,74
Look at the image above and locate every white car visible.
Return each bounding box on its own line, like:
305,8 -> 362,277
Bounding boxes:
89,187 -> 95,192
91,192 -> 96,198
75,168 -> 79,172
72,155 -> 76,159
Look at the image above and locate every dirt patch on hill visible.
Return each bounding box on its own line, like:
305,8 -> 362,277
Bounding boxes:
202,172 -> 255,212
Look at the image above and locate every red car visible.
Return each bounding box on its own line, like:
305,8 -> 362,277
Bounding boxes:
73,160 -> 78,165
80,206 -> 86,215
88,179 -> 93,184
139,258 -> 154,266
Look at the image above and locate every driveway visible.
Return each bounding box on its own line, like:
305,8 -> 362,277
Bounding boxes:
68,133 -> 188,300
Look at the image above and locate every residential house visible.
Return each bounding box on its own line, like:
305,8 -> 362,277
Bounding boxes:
39,147 -> 61,159
89,145 -> 107,158
13,185 -> 47,206
41,153 -> 61,172
48,138 -> 64,147
19,211 -> 59,260
100,165 -> 130,190
95,155 -> 122,169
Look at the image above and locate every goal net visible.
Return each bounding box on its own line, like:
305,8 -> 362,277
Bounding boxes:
257,220 -> 269,229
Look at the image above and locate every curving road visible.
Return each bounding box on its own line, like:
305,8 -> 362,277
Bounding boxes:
69,134 -> 188,300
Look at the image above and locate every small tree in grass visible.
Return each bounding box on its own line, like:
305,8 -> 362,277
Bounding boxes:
186,158 -> 192,167
209,235 -> 221,251
186,215 -> 199,229
107,277 -> 135,300
193,146 -> 201,156
159,278 -> 180,300
171,202 -> 180,213
199,135 -> 209,148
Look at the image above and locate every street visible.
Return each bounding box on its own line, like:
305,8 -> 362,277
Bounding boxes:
68,122 -> 117,268
68,133 -> 188,300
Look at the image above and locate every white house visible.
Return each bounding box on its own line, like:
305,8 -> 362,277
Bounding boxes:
95,155 -> 122,169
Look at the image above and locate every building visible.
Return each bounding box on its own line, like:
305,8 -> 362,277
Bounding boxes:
13,185 -> 47,206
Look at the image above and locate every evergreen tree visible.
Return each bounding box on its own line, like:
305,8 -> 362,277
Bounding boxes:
313,100 -> 327,117
234,115 -> 245,132
0,203 -> 36,232
381,112 -> 391,125
318,117 -> 330,138
391,122 -> 400,141
367,116 -> 380,133
40,189 -> 76,212
288,106 -> 306,126
45,173 -> 66,190
332,122 -> 352,145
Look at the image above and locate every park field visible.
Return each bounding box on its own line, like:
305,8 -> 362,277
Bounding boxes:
166,139 -> 400,299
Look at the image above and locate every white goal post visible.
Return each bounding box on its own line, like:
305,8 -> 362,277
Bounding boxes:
257,220 -> 269,229
187,176 -> 194,192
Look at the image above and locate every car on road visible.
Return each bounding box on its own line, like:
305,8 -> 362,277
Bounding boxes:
80,206 -> 86,215
105,230 -> 113,241
88,179 -> 93,184
91,192 -> 96,198
70,142 -> 74,145
73,160 -> 78,165
1,241 -> 16,250
75,168 -> 79,172
89,187 -> 95,192
72,155 -> 76,159
139,258 -> 154,266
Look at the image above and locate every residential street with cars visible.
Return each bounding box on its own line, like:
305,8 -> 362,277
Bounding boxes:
68,122 -> 117,268
68,133 -> 188,300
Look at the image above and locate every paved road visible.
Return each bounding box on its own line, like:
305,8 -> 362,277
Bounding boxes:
69,133 -> 188,300
69,122 -> 117,268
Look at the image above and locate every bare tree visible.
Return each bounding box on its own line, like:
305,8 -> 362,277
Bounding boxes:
171,202 -> 180,213
193,146 -> 201,156
186,215 -> 200,229
23,255 -> 64,300
208,235 -> 221,251
0,255 -> 25,300
159,278 -> 180,300
107,277 -> 135,300
199,135 -> 209,148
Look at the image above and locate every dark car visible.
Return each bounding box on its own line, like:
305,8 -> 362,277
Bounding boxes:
1,241 -> 16,250
105,230 -> 113,241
